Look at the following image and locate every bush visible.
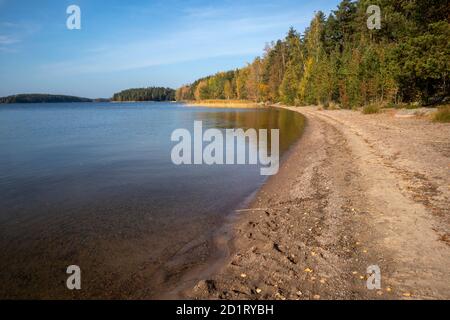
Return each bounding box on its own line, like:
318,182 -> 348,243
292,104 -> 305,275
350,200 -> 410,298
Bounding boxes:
362,104 -> 381,114
432,105 -> 450,123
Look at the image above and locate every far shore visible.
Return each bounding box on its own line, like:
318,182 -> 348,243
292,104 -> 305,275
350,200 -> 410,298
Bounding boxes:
182,100 -> 265,108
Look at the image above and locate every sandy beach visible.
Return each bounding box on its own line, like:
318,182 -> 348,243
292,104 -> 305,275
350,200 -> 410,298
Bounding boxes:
185,106 -> 450,300
183,100 -> 262,108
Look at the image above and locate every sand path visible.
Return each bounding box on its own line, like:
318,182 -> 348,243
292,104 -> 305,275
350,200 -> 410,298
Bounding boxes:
188,106 -> 450,300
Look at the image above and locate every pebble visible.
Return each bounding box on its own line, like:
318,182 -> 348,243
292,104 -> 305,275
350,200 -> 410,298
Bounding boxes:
275,292 -> 286,300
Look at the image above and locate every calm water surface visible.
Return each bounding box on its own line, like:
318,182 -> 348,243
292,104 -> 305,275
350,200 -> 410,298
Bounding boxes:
0,102 -> 304,298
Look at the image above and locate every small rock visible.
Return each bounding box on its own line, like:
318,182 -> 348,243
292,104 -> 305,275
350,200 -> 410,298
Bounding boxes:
273,243 -> 283,253
275,292 -> 286,300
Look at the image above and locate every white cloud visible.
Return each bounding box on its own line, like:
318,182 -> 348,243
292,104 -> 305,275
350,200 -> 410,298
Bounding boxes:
0,34 -> 19,45
0,21 -> 40,52
40,4 -> 311,75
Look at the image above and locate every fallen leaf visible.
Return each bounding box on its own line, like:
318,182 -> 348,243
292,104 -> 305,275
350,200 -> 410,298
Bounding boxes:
402,292 -> 412,297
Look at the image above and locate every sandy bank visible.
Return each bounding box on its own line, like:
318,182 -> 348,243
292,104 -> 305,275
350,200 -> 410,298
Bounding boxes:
187,106 -> 450,300
183,100 -> 263,108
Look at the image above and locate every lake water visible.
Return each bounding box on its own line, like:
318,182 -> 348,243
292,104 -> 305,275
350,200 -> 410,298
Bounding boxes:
0,102 -> 304,298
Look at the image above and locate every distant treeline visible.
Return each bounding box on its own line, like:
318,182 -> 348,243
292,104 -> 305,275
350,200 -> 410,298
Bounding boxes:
0,94 -> 93,104
177,0 -> 449,107
112,87 -> 175,102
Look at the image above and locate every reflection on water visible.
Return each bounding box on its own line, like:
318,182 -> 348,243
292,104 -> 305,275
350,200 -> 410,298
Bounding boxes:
194,108 -> 305,154
0,102 -> 304,299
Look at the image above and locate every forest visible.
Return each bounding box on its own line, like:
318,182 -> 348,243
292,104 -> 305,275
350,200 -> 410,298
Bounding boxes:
112,87 -> 176,102
176,0 -> 449,108
0,94 -> 92,104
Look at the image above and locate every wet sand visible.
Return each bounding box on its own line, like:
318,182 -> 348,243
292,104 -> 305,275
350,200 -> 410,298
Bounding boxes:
186,106 -> 450,300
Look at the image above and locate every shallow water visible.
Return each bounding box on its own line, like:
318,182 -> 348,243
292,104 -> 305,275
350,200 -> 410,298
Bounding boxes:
0,102 -> 304,298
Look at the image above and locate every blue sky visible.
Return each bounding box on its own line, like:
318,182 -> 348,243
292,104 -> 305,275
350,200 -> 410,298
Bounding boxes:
0,0 -> 340,98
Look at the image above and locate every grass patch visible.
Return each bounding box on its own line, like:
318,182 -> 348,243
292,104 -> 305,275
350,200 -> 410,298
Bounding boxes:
405,103 -> 422,109
432,105 -> 450,123
386,102 -> 420,109
362,104 -> 381,114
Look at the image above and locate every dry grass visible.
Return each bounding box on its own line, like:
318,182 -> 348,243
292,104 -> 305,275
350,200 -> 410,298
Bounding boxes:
362,104 -> 381,115
432,105 -> 450,123
184,100 -> 261,108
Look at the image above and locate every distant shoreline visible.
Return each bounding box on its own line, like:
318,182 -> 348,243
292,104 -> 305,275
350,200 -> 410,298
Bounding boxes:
0,94 -> 98,104
183,100 -> 265,108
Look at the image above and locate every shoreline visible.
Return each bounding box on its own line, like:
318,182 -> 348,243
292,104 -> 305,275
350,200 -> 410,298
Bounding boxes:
182,100 -> 263,108
159,107 -> 305,299
185,106 -> 450,300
